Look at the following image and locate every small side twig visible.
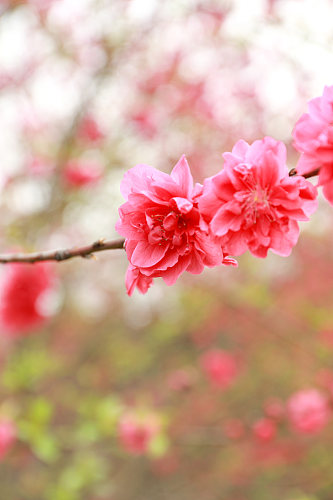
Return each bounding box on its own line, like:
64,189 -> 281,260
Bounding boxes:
0,167 -> 323,265
0,238 -> 125,264
289,167 -> 320,178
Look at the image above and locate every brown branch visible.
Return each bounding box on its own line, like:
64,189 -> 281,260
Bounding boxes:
0,238 -> 125,264
0,167 -> 322,265
289,167 -> 320,179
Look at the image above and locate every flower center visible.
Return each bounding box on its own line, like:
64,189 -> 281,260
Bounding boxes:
147,211 -> 188,247
235,185 -> 273,226
250,186 -> 269,208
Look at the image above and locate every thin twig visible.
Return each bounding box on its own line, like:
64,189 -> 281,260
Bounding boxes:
0,238 -> 125,264
289,167 -> 320,178
0,168 -> 323,265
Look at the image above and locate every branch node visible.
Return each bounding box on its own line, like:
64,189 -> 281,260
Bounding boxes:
54,251 -> 64,261
92,238 -> 105,249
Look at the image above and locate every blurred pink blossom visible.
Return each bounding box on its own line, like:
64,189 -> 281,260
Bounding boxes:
63,160 -> 104,188
200,349 -> 238,389
0,263 -> 56,337
287,389 -> 330,434
253,418 -> 277,442
77,115 -> 105,144
293,86 -> 333,204
0,419 -> 16,460
129,110 -> 158,139
118,414 -> 159,455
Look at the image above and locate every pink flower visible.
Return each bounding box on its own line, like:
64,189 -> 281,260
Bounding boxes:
293,85 -> 333,204
200,349 -> 238,389
199,137 -> 318,257
118,414 -> 159,455
77,115 -> 105,143
0,419 -> 16,460
116,155 -> 237,295
253,418 -> 276,442
63,160 -> 103,188
287,389 -> 330,434
0,263 -> 56,337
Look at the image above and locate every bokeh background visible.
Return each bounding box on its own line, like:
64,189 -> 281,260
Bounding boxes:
1,0 -> 333,498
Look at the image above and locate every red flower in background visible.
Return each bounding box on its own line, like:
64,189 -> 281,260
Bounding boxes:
77,115 -> 105,144
129,109 -> 158,139
287,389 -> 330,434
0,419 -> 16,460
201,349 -> 238,389
0,263 -> 56,337
63,160 -> 104,188
253,418 -> 276,442
118,413 -> 159,455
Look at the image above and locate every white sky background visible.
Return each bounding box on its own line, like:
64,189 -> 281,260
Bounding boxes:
0,0 -> 332,174
0,0 -> 332,309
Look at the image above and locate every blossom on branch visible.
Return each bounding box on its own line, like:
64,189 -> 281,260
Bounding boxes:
293,85 -> 333,204
198,137 -> 318,258
116,156 -> 237,295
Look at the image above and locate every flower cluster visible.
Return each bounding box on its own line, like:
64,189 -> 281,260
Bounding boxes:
117,138 -> 318,294
226,387 -> 331,445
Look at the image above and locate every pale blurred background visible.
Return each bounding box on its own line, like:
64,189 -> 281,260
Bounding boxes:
0,1 -> 333,499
